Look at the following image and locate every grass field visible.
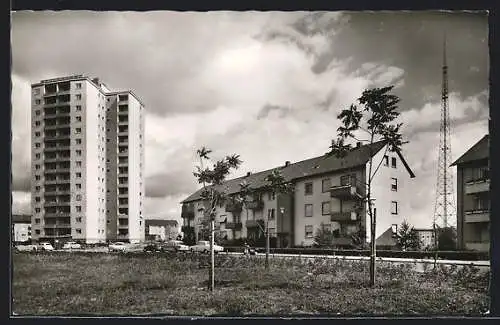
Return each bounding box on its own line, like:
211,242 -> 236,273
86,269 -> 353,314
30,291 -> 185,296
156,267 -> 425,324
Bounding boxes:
12,252 -> 490,316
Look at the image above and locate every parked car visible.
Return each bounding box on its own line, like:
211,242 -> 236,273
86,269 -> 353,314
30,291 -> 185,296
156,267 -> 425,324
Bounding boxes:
190,241 -> 224,254
161,240 -> 190,253
15,244 -> 38,252
38,242 -> 54,251
62,241 -> 82,250
143,243 -> 161,253
108,242 -> 128,252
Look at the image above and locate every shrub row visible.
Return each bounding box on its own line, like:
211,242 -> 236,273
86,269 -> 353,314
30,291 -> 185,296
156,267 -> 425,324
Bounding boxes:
223,247 -> 489,261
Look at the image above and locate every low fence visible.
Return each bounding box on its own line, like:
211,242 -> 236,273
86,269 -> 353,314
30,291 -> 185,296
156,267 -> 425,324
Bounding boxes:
222,246 -> 490,261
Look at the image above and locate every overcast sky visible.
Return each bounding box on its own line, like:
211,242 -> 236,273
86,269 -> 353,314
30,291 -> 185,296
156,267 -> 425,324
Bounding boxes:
11,11 -> 488,228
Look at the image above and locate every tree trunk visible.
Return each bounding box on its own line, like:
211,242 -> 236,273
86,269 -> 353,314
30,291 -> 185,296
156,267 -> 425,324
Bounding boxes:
370,208 -> 376,287
209,219 -> 215,292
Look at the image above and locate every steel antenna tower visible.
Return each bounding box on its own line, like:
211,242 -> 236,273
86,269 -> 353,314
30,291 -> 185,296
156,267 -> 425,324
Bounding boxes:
432,33 -> 457,231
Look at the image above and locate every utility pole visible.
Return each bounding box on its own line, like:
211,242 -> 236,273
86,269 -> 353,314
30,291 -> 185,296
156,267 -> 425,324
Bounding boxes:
265,209 -> 270,269
209,218 -> 215,292
369,207 -> 377,287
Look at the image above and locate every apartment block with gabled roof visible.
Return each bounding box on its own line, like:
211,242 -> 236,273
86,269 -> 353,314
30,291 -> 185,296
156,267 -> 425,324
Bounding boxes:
181,141 -> 416,248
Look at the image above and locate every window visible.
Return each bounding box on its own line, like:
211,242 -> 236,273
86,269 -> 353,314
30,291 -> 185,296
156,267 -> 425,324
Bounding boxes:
35,186 -> 40,192
268,208 -> 275,220
75,139 -> 82,145
35,175 -> 41,181
305,204 -> 313,217
35,197 -> 40,202
76,194 -> 82,201
322,201 -> 330,215
391,178 -> 398,191
35,110 -> 41,116
76,229 -> 82,234
75,128 -> 81,134
383,155 -> 389,166
34,88 -> 40,95
76,116 -> 82,122
391,224 -> 398,234
322,178 -> 331,192
35,230 -> 40,235
76,83 -> 82,89
76,183 -> 81,189
391,201 -> 398,215
35,99 -> 41,105
35,218 -> 40,224
35,143 -> 41,148
391,157 -> 397,168
35,208 -> 41,213
268,192 -> 276,200
76,94 -> 82,100
340,175 -> 352,186
76,150 -> 82,156
76,161 -> 82,167
35,164 -> 40,170
76,105 -> 82,111
35,121 -> 40,126
76,172 -> 82,178
305,225 -> 313,238
305,182 -> 313,195
76,206 -> 82,212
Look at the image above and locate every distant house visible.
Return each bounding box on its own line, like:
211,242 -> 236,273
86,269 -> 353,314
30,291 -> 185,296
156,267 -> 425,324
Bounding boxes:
12,214 -> 32,243
145,219 -> 179,241
414,228 -> 437,250
375,225 -> 398,250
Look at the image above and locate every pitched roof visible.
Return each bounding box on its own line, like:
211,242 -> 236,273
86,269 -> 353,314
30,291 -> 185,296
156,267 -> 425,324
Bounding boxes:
375,226 -> 398,247
451,134 -> 489,166
182,140 -> 415,204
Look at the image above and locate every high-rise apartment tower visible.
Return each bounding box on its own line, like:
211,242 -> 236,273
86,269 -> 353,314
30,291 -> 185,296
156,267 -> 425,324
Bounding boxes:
30,75 -> 145,244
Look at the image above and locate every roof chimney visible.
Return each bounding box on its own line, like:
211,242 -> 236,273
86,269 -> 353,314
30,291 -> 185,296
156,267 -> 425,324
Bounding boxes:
246,172 -> 252,177
356,142 -> 362,148
92,77 -> 100,85
285,161 -> 291,167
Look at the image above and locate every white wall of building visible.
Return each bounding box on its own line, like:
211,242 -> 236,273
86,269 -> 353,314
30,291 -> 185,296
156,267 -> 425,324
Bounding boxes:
366,145 -> 415,242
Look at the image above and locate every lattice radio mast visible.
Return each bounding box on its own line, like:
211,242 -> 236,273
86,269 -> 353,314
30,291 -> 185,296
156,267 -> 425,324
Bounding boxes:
432,34 -> 457,230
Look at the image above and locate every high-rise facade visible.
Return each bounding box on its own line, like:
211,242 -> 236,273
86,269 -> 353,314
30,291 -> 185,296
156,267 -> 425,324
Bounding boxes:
30,75 -> 145,244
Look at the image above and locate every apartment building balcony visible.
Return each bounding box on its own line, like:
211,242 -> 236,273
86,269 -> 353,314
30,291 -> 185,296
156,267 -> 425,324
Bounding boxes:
44,112 -> 71,119
118,151 -> 129,157
118,161 -> 129,167
118,193 -> 129,199
45,134 -> 71,141
118,224 -> 129,229
44,223 -> 72,229
118,203 -> 129,209
465,241 -> 489,252
225,222 -> 243,230
44,201 -> 71,208
44,189 -> 71,196
118,120 -> 129,126
464,209 -> 490,223
225,201 -> 243,213
117,130 -> 128,136
44,178 -> 70,185
44,145 -> 71,152
247,200 -> 264,211
44,156 -> 71,163
44,123 -> 71,131
331,211 -> 359,222
330,181 -> 363,200
465,179 -> 490,195
44,168 -> 71,174
246,219 -> 263,228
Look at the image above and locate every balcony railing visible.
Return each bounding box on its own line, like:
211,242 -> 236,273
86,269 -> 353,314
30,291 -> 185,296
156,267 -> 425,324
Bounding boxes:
331,211 -> 359,222
464,209 -> 490,223
225,222 -> 242,230
465,242 -> 489,252
225,201 -> 242,213
247,200 -> 264,210
465,179 -> 490,195
44,201 -> 71,207
330,179 -> 363,200
44,223 -> 71,229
